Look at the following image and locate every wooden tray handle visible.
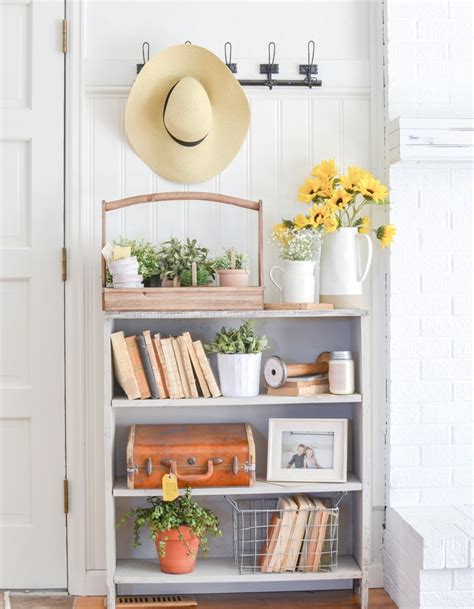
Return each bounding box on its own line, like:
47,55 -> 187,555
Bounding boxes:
102,192 -> 264,288
166,458 -> 220,483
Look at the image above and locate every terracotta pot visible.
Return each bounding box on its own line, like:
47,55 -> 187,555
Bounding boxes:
161,276 -> 180,288
218,269 -> 249,287
155,526 -> 199,574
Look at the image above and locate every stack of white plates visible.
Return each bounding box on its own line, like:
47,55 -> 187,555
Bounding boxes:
108,256 -> 144,288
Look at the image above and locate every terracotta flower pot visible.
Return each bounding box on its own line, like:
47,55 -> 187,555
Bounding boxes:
155,526 -> 199,574
218,269 -> 249,287
161,276 -> 180,288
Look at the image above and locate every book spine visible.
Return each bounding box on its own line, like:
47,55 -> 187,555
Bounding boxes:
178,335 -> 199,399
136,335 -> 159,399
124,336 -> 151,399
182,332 -> 211,398
193,340 -> 221,398
160,338 -> 184,399
110,332 -> 141,400
153,334 -> 170,398
143,330 -> 167,399
172,337 -> 191,399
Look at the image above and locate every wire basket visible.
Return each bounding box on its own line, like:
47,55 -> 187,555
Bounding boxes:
227,496 -> 340,574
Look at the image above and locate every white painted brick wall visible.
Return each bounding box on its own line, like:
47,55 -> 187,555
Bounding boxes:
384,1 -> 473,606
385,0 -> 473,510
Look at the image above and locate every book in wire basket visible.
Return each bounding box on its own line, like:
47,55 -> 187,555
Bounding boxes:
226,495 -> 340,574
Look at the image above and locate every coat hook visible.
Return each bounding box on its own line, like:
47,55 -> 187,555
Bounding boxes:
224,41 -> 237,73
259,41 -> 279,89
299,40 -> 322,87
136,41 -> 150,74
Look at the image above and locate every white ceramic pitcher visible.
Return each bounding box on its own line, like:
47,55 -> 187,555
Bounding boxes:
269,260 -> 316,303
320,227 -> 373,308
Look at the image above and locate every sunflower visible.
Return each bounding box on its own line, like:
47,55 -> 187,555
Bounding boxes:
339,166 -> 367,192
311,204 -> 332,226
357,216 -> 371,234
293,213 -> 315,230
356,175 -> 389,203
329,187 -> 353,210
323,215 -> 339,233
311,159 -> 337,180
298,178 -> 321,203
317,176 -> 335,198
376,224 -> 396,247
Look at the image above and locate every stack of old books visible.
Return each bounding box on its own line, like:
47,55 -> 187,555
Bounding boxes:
266,374 -> 329,397
259,495 -> 337,573
110,330 -> 221,400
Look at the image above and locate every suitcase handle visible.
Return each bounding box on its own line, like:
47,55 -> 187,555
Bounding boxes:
163,458 -> 223,483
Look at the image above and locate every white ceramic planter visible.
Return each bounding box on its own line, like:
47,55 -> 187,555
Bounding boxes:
320,227 -> 373,308
269,260 -> 316,303
217,353 -> 262,397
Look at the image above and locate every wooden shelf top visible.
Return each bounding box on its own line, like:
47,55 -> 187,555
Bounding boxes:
111,393 -> 362,408
105,308 -> 368,320
114,555 -> 362,584
113,474 -> 363,497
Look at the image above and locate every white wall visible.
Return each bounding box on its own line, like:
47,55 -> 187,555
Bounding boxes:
384,0 -> 473,606
74,0 -> 385,591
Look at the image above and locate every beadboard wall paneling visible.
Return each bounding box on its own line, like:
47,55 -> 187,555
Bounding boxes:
86,90 -> 371,571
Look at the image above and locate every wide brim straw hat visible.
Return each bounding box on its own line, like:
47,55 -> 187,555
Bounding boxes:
125,44 -> 250,184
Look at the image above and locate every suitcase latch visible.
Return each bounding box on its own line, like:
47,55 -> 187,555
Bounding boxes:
244,462 -> 256,472
126,464 -> 139,475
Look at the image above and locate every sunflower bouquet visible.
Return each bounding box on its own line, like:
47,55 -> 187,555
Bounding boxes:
294,159 -> 396,248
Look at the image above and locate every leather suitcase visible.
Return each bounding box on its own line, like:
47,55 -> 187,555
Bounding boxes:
126,423 -> 256,489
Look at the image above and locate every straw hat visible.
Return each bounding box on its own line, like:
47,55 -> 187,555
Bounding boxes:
125,44 -> 250,184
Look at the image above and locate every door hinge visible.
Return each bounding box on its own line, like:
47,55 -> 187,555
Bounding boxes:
62,19 -> 68,54
63,479 -> 69,514
62,247 -> 67,281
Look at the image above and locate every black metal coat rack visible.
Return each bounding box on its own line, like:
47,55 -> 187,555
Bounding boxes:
137,40 -> 322,89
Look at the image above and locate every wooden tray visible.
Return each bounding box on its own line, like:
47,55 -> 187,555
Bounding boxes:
264,302 -> 334,311
103,286 -> 264,312
102,192 -> 264,312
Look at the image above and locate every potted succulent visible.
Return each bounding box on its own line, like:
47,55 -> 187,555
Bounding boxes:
110,237 -> 160,286
117,488 -> 221,574
214,248 -> 249,287
205,320 -> 268,397
157,238 -> 215,287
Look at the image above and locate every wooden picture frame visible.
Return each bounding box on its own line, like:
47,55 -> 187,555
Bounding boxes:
266,418 -> 348,483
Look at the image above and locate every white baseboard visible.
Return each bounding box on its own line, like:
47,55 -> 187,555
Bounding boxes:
369,561 -> 384,588
85,570 -> 108,595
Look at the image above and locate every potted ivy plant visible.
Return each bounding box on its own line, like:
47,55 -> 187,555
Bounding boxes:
117,489 -> 221,574
214,248 -> 249,287
205,320 -> 268,397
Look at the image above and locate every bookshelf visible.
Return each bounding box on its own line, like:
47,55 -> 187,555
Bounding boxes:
104,309 -> 370,608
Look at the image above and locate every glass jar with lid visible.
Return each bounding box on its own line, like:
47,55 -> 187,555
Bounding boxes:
329,351 -> 355,395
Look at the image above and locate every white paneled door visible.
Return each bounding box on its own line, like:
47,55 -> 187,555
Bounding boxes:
0,0 -> 67,588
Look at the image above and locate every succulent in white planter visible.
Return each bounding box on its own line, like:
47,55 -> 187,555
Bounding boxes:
205,321 -> 268,397
213,248 -> 249,288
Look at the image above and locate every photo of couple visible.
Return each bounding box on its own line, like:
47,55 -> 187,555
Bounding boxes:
281,431 -> 335,470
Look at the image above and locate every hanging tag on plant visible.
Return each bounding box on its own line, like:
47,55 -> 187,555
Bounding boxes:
162,473 -> 179,502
